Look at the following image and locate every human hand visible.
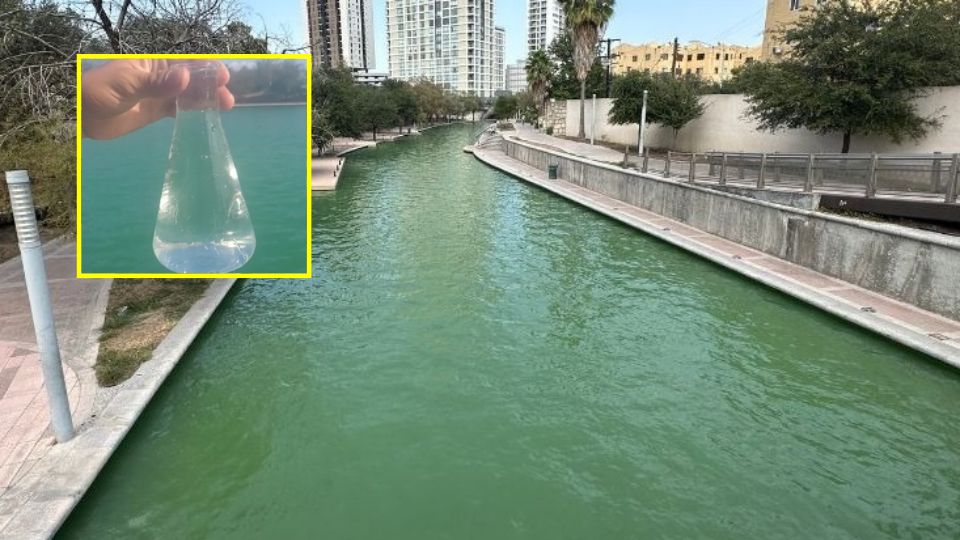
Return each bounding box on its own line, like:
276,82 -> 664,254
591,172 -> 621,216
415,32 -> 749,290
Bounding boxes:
82,60 -> 236,140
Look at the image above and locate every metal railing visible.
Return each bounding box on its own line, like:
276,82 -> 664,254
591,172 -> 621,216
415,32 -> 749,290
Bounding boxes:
637,149 -> 960,203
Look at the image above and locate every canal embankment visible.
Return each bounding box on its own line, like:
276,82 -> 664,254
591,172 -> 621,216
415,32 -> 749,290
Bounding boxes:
469,132 -> 960,367
0,276 -> 235,539
313,121 -> 473,191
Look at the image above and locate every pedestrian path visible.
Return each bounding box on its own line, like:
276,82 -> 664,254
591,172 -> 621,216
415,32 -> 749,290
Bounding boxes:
0,239 -> 109,498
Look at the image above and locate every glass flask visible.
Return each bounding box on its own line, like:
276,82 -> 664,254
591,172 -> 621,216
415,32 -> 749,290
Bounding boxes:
153,61 -> 255,273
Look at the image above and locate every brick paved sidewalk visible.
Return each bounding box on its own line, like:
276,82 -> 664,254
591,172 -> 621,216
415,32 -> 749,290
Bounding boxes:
0,239 -> 109,498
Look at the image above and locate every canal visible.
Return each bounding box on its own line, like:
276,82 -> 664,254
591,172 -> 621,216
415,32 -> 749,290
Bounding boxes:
59,125 -> 960,539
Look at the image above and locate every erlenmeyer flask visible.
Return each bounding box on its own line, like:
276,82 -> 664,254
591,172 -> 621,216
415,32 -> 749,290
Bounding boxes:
153,61 -> 255,273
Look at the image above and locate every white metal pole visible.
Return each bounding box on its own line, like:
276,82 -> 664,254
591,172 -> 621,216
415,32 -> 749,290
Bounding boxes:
638,89 -> 649,156
591,93 -> 597,145
4,170 -> 73,443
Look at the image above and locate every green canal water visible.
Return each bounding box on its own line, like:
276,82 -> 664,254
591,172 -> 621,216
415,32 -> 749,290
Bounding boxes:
81,105 -> 307,274
59,125 -> 960,539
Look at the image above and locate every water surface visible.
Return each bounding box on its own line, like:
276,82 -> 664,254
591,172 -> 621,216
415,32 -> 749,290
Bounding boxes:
81,105 -> 307,274
61,125 -> 960,539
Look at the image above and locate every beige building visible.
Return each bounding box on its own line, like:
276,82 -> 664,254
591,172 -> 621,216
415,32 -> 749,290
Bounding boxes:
761,0 -> 817,60
761,0 -> 889,60
613,41 -> 762,83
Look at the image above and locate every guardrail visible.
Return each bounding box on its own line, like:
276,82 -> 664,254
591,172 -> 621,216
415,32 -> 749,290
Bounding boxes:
638,150 -> 960,203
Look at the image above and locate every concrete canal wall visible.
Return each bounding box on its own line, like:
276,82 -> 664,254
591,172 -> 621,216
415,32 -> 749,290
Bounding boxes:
503,137 -> 960,322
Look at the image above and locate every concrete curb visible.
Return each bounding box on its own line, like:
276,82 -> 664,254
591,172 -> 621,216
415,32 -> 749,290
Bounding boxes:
0,279 -> 237,539
472,147 -> 960,369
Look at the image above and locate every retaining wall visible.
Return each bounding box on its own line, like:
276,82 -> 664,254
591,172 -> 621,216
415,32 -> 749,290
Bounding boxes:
552,87 -> 960,154
504,137 -> 960,321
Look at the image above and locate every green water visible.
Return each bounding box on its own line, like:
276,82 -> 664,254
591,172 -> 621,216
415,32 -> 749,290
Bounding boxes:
60,125 -> 960,539
81,105 -> 307,274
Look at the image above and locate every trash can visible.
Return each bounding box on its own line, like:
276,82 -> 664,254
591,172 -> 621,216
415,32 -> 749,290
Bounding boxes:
548,164 -> 559,180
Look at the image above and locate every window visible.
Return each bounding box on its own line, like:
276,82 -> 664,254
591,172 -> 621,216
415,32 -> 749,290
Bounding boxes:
632,55 -> 638,62
645,53 -> 652,61
790,0 -> 801,10
696,53 -> 705,61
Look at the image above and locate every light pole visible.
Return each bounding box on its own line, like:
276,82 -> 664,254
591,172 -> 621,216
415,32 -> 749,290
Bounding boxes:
638,89 -> 648,156
4,170 -> 74,443
591,93 -> 598,145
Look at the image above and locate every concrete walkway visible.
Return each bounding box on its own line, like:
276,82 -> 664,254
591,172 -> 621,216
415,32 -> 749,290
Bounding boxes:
0,239 -> 109,498
470,139 -> 960,367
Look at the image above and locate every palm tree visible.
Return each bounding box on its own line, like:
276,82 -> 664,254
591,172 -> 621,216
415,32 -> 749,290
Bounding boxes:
558,0 -> 615,139
525,49 -> 553,127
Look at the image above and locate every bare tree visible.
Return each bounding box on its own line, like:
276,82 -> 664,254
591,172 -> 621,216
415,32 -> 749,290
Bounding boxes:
68,0 -> 273,54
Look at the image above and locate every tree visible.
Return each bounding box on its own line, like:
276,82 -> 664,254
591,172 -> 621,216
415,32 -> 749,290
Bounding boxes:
735,0 -> 960,153
412,79 -> 446,124
609,71 -> 705,149
526,49 -> 552,125
0,0 -> 90,228
383,79 -> 419,133
516,92 -> 540,125
491,95 -> 518,120
78,0 -> 272,54
356,86 -> 398,141
311,107 -> 334,155
558,0 -> 615,139
313,67 -> 361,137
547,33 -> 605,101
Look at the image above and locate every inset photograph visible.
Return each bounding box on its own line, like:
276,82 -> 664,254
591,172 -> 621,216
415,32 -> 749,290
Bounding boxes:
78,55 -> 311,277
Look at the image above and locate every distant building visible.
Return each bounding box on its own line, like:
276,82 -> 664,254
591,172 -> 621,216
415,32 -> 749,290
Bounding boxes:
494,27 -> 506,93
354,71 -> 388,86
527,0 -> 566,55
761,0 -> 889,60
613,41 -> 762,83
506,61 -> 528,94
386,0 -> 498,97
306,0 -> 375,70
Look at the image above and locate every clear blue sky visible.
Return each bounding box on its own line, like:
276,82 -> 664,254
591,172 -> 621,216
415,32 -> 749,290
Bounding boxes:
246,0 -> 768,70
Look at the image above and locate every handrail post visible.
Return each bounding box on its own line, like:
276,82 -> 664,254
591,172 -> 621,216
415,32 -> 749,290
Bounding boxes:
720,152 -> 728,186
757,153 -> 767,190
738,153 -> 745,180
947,153 -> 960,203
931,152 -> 943,193
865,153 -> 879,198
804,154 -> 815,193
642,147 -> 650,173
665,151 -> 672,178
688,153 -> 697,183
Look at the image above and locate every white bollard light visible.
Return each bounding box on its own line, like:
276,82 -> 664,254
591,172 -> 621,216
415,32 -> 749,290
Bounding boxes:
5,170 -> 74,443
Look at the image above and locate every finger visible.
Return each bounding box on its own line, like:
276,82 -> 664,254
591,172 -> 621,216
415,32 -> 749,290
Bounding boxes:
83,99 -> 174,140
218,86 -> 236,111
217,63 -> 231,87
137,65 -> 190,101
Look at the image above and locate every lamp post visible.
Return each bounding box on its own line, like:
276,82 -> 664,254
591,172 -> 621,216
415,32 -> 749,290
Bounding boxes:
601,38 -> 621,97
638,89 -> 648,156
4,170 -> 74,443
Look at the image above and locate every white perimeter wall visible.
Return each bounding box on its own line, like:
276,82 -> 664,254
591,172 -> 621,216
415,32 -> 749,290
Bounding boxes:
561,87 -> 960,154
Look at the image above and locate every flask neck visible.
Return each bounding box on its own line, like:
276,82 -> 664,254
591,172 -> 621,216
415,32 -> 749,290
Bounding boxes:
176,62 -> 221,112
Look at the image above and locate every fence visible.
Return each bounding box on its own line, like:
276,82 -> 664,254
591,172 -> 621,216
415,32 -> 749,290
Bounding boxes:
637,150 -> 960,203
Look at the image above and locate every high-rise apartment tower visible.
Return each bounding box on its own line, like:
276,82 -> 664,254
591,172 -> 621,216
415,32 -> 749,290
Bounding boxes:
306,0 -> 376,70
386,0 -> 498,97
527,0 -> 566,54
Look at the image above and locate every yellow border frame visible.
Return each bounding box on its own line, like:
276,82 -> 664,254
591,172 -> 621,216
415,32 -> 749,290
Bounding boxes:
75,53 -> 313,279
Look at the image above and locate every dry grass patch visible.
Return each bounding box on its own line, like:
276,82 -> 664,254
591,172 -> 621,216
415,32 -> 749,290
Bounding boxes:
96,279 -> 210,386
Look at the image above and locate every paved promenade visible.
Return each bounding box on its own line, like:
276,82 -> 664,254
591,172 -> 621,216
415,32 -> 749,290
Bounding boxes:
0,240 -> 109,498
